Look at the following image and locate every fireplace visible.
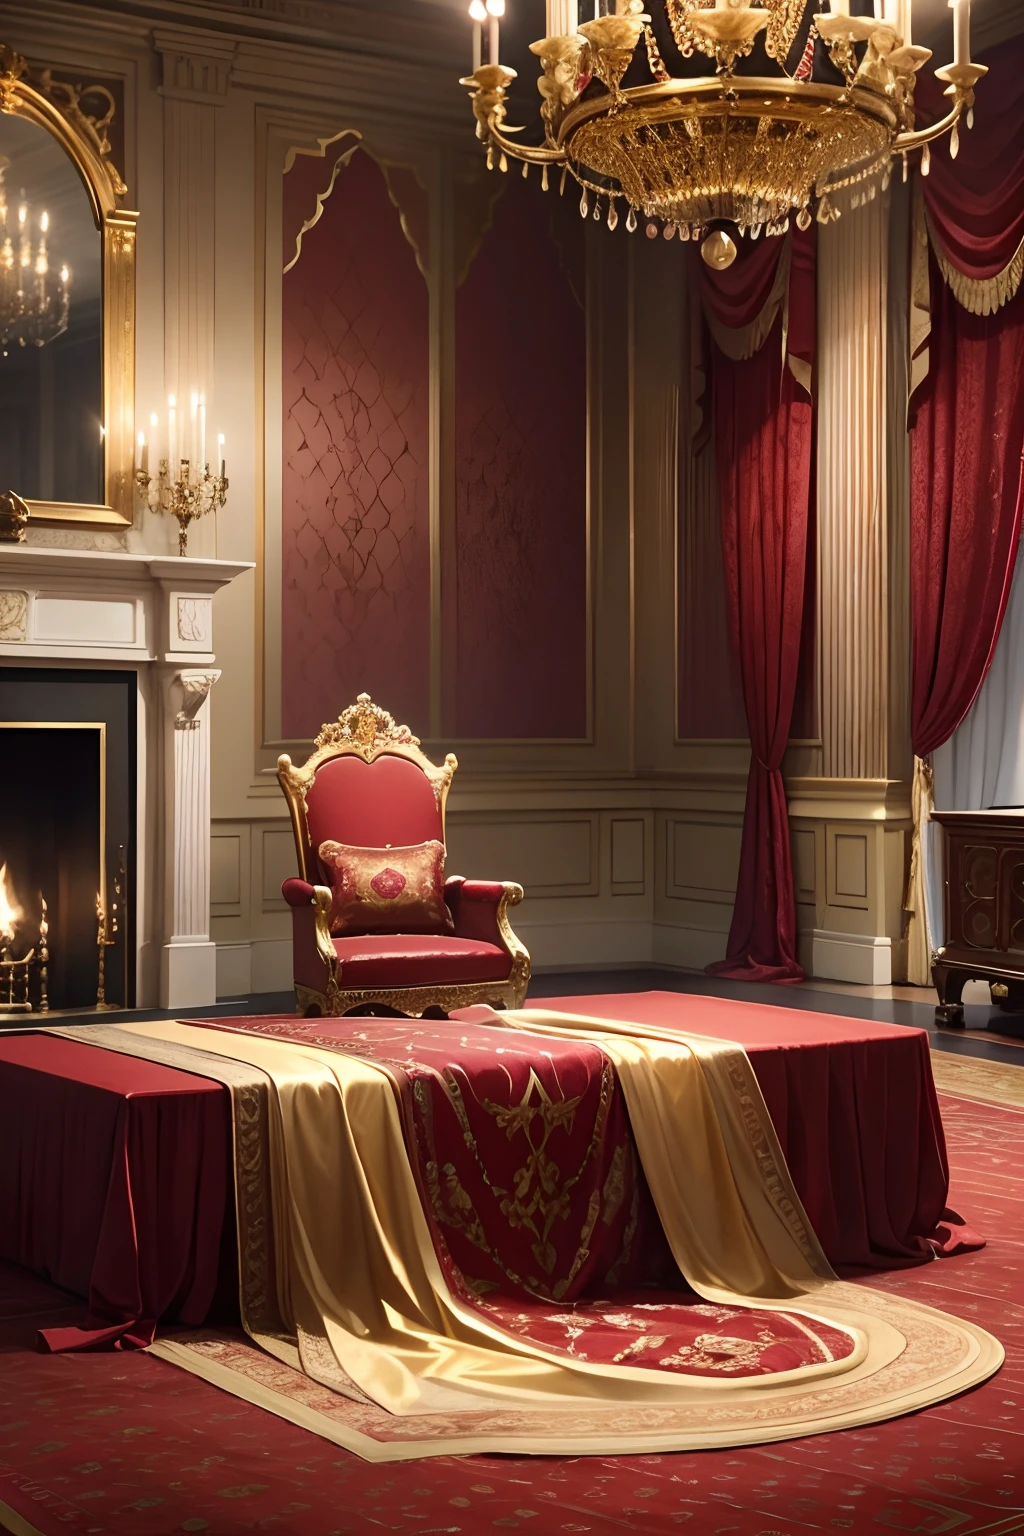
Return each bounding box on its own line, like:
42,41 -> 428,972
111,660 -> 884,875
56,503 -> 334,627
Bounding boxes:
0,545 -> 250,1009
0,668 -> 135,1013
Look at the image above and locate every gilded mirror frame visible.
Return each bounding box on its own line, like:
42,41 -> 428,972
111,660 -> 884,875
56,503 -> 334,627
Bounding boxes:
0,43 -> 137,528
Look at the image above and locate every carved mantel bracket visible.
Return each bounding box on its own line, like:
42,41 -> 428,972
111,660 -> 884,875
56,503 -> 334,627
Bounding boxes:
170,668 -> 220,730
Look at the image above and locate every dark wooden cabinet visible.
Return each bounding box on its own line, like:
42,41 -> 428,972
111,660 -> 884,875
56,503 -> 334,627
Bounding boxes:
932,810 -> 1024,1026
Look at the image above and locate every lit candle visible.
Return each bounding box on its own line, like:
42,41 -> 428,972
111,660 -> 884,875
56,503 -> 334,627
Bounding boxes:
189,389 -> 199,468
950,0 -> 969,65
829,0 -> 850,14
469,0 -> 486,68
198,392 -> 207,468
217,432 -> 225,479
167,393 -> 177,469
485,0 -> 503,64
137,429 -> 147,476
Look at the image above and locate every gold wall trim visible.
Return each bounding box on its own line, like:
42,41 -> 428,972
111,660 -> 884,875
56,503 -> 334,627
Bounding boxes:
0,45 -> 137,530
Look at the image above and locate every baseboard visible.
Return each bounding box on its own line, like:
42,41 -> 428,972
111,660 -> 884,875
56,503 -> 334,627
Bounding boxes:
218,926 -> 896,996
513,918 -> 654,970
812,929 -> 892,986
216,939 -> 292,1000
652,922 -> 728,972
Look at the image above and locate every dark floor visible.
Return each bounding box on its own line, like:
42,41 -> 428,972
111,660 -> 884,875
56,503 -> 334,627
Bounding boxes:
4,965 -> 1024,1065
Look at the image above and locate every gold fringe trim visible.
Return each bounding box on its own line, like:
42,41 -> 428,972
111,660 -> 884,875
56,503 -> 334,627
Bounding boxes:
927,209 -> 1024,317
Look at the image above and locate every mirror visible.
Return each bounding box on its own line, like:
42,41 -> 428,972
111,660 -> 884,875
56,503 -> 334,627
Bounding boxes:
0,112 -> 103,506
0,46 -> 137,529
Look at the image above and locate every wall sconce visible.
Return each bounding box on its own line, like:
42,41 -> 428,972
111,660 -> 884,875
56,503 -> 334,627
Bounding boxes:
135,392 -> 228,556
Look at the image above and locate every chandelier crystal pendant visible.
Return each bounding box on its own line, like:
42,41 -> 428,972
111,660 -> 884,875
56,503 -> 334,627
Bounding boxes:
0,159 -> 70,353
460,0 -> 986,265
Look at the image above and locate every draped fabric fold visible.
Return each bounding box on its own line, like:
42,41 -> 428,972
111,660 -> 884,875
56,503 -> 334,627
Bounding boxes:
916,38 -> 1024,318
695,231 -> 816,983
51,1012 -> 1000,1461
905,39 -> 1024,981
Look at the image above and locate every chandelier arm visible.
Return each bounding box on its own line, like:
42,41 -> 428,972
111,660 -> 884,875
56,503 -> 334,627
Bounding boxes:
894,62 -> 988,155
893,102 -> 963,155
482,117 -> 567,166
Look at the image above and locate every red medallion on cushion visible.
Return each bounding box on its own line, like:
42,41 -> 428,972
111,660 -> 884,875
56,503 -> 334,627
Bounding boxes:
319,839 -> 453,936
371,867 -> 407,900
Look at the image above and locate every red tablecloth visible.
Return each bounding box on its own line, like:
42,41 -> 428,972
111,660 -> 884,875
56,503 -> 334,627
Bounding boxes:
528,992 -> 975,1269
0,1034 -> 230,1350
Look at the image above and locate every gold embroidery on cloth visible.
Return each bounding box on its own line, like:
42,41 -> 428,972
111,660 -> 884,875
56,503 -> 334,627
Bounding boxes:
412,1058 -> 627,1300
659,1334 -> 769,1371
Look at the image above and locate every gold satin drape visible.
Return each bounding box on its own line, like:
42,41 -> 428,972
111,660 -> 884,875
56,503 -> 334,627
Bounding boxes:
65,1005 -> 998,1453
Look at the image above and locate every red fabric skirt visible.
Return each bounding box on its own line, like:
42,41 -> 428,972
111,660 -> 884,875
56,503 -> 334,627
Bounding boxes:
0,1034 -> 230,1350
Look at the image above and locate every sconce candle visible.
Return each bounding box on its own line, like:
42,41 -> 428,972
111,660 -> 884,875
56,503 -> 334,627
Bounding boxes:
136,391 -> 228,555
469,0 -> 486,69
485,0 -> 503,63
950,0 -> 970,65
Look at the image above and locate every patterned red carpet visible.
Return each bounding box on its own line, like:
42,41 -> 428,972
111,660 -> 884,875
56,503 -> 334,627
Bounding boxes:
1,1078 -> 1023,1536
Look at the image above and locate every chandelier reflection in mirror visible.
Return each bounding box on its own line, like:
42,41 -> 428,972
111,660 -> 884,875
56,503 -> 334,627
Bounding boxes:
461,0 -> 986,266
0,161 -> 70,353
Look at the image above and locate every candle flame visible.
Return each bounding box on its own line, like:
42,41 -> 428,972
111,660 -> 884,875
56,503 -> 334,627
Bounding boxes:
0,862 -> 22,944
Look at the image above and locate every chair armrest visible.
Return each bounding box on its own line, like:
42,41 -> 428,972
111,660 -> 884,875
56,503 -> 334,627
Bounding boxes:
281,879 -> 339,1002
446,877 -> 509,905
445,875 -> 525,950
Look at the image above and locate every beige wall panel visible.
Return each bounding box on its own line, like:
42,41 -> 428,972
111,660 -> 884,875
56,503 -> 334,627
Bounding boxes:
611,817 -> 645,892
666,817 -> 742,902
259,826 -> 296,915
833,832 -> 868,901
791,827 -> 817,904
826,824 -> 870,911
445,817 -> 597,897
210,831 -> 243,912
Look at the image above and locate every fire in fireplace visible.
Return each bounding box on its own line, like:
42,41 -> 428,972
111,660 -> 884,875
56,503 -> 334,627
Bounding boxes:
0,860 -> 48,1011
0,667 -> 135,1015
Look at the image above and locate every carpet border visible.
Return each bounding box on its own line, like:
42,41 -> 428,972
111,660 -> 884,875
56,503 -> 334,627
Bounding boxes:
0,1496 -> 49,1536
929,1049 -> 1024,1110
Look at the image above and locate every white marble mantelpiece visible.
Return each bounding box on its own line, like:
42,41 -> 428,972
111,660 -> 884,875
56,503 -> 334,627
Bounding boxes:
0,546 -> 253,1009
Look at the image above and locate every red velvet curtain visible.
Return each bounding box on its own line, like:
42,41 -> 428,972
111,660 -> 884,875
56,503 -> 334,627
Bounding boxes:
910,41 -> 1024,757
698,231 -> 816,983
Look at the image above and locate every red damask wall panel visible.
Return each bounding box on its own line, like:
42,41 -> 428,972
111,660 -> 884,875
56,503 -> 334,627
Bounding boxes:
281,148 -> 430,740
446,177 -> 588,739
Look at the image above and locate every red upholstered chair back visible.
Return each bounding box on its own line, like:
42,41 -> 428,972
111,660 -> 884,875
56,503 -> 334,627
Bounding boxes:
277,695 -> 457,886
304,755 -> 444,864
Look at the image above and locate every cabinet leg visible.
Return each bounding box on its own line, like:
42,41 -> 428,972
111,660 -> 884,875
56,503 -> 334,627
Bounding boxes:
933,963 -> 967,1028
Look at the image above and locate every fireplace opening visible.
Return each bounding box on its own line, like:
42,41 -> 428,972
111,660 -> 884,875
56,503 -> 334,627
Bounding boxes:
0,669 -> 136,1015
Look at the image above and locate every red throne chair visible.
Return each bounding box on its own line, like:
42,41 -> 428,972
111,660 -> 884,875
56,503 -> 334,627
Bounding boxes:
277,694 -> 531,1017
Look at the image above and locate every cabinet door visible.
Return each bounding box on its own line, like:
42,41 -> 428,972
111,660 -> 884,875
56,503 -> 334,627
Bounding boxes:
952,839 -> 999,951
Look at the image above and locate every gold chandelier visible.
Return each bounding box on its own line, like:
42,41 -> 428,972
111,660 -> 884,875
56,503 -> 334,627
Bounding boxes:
0,158 -> 70,352
461,0 -> 986,264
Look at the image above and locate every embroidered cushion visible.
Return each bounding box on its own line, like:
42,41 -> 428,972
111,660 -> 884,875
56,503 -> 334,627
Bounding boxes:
318,838 -> 454,936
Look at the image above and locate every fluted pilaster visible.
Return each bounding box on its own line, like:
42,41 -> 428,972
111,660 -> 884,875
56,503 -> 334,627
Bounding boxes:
817,189 -> 891,781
